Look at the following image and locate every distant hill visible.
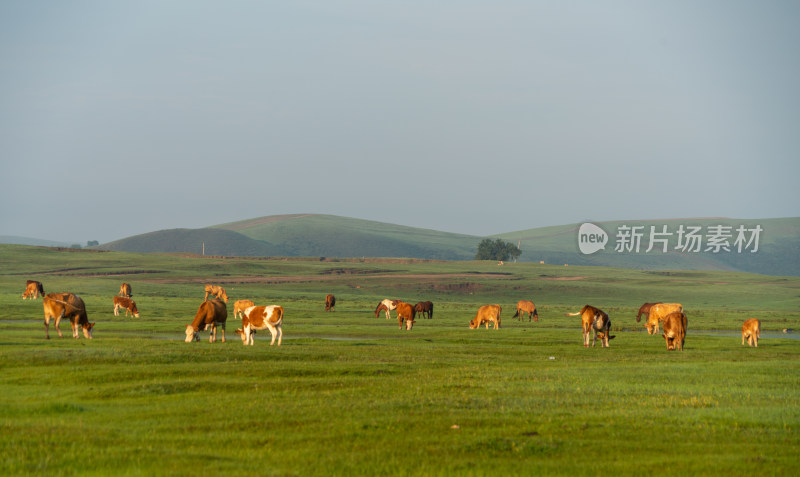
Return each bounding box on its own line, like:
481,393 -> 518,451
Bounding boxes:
93,214 -> 798,276
0,235 -> 71,247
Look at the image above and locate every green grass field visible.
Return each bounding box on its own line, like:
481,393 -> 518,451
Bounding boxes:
1,244 -> 799,476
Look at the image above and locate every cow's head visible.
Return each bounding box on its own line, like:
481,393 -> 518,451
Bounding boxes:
185,325 -> 199,343
82,322 -> 95,339
533,310 -> 539,322
404,318 -> 415,331
130,303 -> 141,318
469,319 -> 479,329
234,328 -> 247,343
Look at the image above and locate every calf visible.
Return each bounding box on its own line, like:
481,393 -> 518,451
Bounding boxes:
113,296 -> 140,318
203,284 -> 228,303
396,302 -> 416,330
469,304 -> 502,330
512,300 -> 538,322
119,283 -> 132,298
742,318 -> 760,347
325,294 -> 336,312
233,299 -> 255,320
235,305 -> 284,346
414,301 -> 433,319
662,312 -> 687,351
185,299 -> 227,343
43,292 -> 94,340
566,305 -> 614,347
22,280 -> 45,300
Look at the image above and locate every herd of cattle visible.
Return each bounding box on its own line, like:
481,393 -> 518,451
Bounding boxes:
21,279 -> 762,350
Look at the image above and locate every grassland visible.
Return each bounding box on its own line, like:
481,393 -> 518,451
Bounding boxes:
1,244 -> 799,476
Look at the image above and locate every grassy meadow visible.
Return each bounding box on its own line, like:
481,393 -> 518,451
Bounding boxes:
1,244 -> 799,476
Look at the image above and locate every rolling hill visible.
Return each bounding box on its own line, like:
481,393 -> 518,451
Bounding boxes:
94,214 -> 799,276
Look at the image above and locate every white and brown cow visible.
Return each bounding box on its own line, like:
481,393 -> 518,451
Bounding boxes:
375,299 -> 400,319
662,312 -> 687,351
235,305 -> 284,346
395,302 -> 416,330
43,292 -> 94,340
185,299 -> 227,343
119,283 -> 132,298
645,303 -> 683,335
566,305 -> 614,347
469,304 -> 502,330
22,280 -> 45,300
742,318 -> 761,347
113,296 -> 140,318
233,299 -> 256,320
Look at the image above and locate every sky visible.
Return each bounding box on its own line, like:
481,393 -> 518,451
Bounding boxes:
1,1 -> 798,244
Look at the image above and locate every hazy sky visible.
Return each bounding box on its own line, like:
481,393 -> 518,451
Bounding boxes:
2,1 -> 798,244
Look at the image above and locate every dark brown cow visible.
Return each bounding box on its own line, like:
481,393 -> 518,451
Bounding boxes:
636,302 -> 661,323
512,300 -> 538,322
742,318 -> 760,347
414,301 -> 434,319
119,283 -> 132,298
469,305 -> 502,330
203,284 -> 228,303
43,292 -> 94,340
113,296 -> 140,318
566,305 -> 614,347
325,294 -> 336,312
662,312 -> 687,351
185,299 -> 227,343
395,302 -> 416,330
235,305 -> 284,346
22,280 -> 45,300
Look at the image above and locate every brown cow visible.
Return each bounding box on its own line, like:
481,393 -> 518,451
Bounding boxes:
43,292 -> 94,340
414,301 -> 434,319
395,302 -> 416,330
662,312 -> 687,351
636,302 -> 661,323
185,299 -> 227,343
233,299 -> 256,320
119,283 -> 132,298
203,284 -> 228,303
325,294 -> 336,312
512,300 -> 538,322
646,303 -> 683,335
22,280 -> 45,300
469,305 -> 502,330
113,296 -> 140,318
235,305 -> 284,346
742,318 -> 761,347
566,305 -> 614,347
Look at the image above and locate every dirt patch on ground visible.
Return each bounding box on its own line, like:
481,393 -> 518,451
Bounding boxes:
142,273 -> 507,285
537,276 -> 588,281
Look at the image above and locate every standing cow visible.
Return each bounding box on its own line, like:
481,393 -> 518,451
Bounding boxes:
662,312 -> 687,351
742,318 -> 761,347
395,302 -> 416,330
414,301 -> 434,319
566,305 -> 613,347
113,296 -> 140,318
22,280 -> 45,300
374,299 -> 399,319
185,299 -> 227,343
233,299 -> 256,320
469,305 -> 502,330
43,292 -> 94,340
645,303 -> 683,335
203,285 -> 228,303
119,283 -> 132,298
636,302 -> 661,323
512,300 -> 538,322
325,294 -> 336,312
235,305 -> 284,346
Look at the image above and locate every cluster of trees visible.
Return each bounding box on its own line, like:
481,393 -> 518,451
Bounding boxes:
475,239 -> 521,261
69,240 -> 100,249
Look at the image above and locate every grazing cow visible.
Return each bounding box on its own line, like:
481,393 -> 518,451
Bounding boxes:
22,280 -> 45,300
566,305 -> 614,347
636,302 -> 661,323
112,296 -> 140,318
185,299 -> 227,343
374,299 -> 400,319
119,283 -> 132,298
414,301 -> 434,319
203,284 -> 228,303
645,303 -> 683,335
43,292 -> 94,340
742,318 -> 761,347
395,302 -> 416,330
662,312 -> 687,351
512,300 -> 539,322
233,299 -> 255,320
469,305 -> 502,330
325,294 -> 336,312
235,305 -> 284,346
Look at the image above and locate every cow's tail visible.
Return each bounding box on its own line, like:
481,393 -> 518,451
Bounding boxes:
565,312 -> 581,317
